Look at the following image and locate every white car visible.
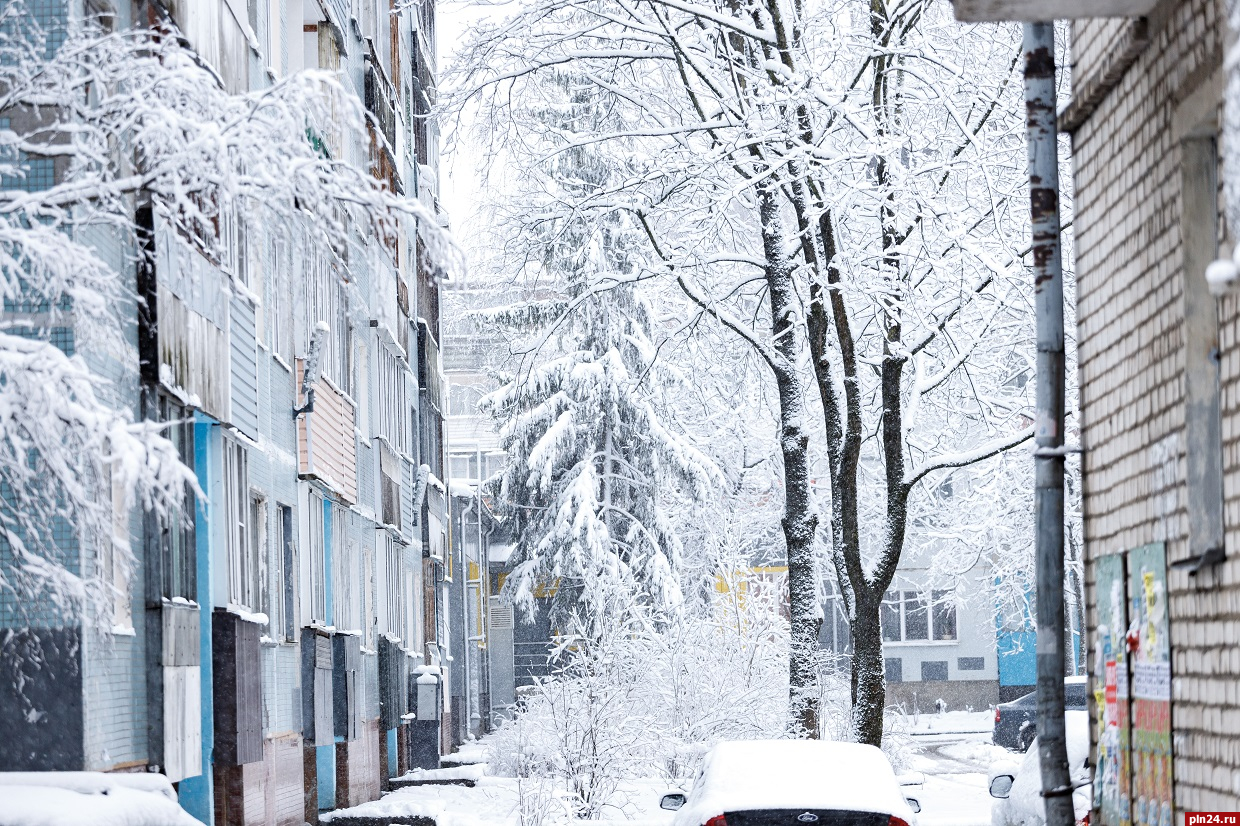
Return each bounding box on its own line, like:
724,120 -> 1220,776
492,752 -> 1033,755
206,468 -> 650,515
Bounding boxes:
660,740 -> 921,826
988,710 -> 1091,826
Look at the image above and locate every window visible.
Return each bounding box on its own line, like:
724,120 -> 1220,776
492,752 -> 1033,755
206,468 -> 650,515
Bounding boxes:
921,661 -> 948,682
309,490 -> 327,624
223,438 -> 256,610
383,533 -> 403,638
361,537 -> 375,648
903,592 -> 928,641
219,203 -> 248,287
882,590 -> 957,643
101,451 -> 132,629
884,657 -> 903,683
269,234 -> 292,364
448,384 -> 484,417
377,342 -> 409,454
251,494 -> 268,618
158,397 -> 196,600
449,452 -> 478,482
335,533 -> 358,633
277,504 -> 296,642
931,590 -> 958,641
308,245 -> 352,395
958,657 -> 985,671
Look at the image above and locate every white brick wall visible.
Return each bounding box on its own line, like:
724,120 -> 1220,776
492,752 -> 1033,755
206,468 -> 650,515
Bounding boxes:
1071,0 -> 1240,814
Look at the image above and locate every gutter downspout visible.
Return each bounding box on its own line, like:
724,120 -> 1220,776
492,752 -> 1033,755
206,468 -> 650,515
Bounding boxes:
1023,22 -> 1074,826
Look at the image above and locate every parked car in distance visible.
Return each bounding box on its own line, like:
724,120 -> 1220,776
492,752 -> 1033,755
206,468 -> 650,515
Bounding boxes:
659,740 -> 920,826
993,676 -> 1088,752
988,710 -> 1091,826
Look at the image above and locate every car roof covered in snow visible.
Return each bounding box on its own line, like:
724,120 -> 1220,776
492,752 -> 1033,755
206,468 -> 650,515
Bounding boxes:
675,740 -> 914,826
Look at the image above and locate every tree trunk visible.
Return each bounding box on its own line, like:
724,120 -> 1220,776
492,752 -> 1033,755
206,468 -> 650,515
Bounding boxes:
757,181 -> 821,737
849,589 -> 885,747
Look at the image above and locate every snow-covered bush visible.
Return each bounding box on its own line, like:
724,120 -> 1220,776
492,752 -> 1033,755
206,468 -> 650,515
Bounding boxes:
488,576 -> 874,817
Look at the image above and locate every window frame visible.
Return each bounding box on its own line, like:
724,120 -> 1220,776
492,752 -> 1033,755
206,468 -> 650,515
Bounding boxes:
223,437 -> 256,612
157,397 -> 196,601
881,589 -> 958,644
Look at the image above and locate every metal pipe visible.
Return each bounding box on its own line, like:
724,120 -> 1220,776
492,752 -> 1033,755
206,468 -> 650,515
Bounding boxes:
1023,22 -> 1073,826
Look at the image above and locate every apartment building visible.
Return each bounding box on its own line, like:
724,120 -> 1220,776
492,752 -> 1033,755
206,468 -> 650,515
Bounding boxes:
0,1 -> 455,824
952,0 -> 1238,818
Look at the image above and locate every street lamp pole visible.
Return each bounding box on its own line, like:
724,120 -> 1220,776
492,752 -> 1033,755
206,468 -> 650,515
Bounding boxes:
1023,20 -> 1074,826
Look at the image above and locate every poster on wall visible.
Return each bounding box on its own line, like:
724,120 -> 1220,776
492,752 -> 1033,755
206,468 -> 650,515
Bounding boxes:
1094,552 -> 1131,826
1127,543 -> 1172,826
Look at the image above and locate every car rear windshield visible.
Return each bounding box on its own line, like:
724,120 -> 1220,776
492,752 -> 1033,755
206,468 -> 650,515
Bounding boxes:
726,810 -> 891,826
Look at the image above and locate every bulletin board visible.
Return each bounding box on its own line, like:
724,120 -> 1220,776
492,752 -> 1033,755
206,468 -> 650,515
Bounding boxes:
1092,543 -> 1172,826
1126,543 -> 1172,826
1094,552 -> 1131,826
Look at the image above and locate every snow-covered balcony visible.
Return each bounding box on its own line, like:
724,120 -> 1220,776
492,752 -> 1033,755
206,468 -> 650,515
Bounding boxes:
297,360 -> 359,504
950,0 -> 1157,20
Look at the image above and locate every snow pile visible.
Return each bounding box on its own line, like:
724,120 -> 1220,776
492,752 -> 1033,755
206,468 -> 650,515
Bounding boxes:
675,740 -> 915,825
0,773 -> 199,826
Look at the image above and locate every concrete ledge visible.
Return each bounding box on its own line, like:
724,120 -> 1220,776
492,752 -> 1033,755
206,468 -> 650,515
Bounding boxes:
388,776 -> 477,789
322,815 -> 435,826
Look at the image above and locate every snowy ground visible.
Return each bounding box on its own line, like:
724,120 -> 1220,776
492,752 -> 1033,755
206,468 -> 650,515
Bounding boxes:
904,712 -> 1012,826
326,719 -> 1015,826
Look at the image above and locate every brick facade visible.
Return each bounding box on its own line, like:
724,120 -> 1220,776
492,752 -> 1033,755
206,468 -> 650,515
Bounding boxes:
1069,0 -> 1240,813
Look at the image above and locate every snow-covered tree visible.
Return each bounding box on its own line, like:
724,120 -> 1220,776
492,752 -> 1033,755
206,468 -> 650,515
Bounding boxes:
480,73 -> 716,629
451,0 -> 1042,744
0,4 -> 439,626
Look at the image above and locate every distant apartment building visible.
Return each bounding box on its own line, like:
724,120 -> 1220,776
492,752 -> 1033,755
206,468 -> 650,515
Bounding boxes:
952,0 -> 1237,817
0,1 -> 459,824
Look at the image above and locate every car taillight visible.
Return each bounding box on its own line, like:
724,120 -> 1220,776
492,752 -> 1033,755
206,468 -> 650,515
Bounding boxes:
1075,814 -> 1089,826
888,818 -> 911,826
705,816 -> 727,826
995,708 -> 1001,724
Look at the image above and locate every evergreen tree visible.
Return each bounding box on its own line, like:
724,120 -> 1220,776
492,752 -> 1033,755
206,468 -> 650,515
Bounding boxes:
481,72 -> 714,631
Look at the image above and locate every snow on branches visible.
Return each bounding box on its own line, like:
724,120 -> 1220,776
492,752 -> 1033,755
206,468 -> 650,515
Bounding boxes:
448,0 -> 1053,743
0,3 -> 443,626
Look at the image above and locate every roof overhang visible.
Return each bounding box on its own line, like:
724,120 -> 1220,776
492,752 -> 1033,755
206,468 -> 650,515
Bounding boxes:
951,0 -> 1158,21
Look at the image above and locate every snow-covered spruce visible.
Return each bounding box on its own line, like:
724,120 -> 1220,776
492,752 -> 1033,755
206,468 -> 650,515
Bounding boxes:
477,72 -> 716,633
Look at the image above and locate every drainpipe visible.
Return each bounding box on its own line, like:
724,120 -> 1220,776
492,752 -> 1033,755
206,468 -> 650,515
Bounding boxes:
1023,22 -> 1074,826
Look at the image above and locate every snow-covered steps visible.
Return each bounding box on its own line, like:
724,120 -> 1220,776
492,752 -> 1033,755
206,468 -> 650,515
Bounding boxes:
438,743 -> 490,766
389,764 -> 488,789
319,812 -> 435,826
321,778 -> 515,826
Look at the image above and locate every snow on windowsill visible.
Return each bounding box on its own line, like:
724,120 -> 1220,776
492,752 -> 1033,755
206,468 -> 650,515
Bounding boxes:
110,624 -> 136,637
223,605 -> 269,626
883,639 -> 960,647
164,596 -> 199,608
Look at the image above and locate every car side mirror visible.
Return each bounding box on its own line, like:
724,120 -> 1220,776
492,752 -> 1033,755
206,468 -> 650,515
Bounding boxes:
989,775 -> 1015,799
905,798 -> 921,814
661,793 -> 687,811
